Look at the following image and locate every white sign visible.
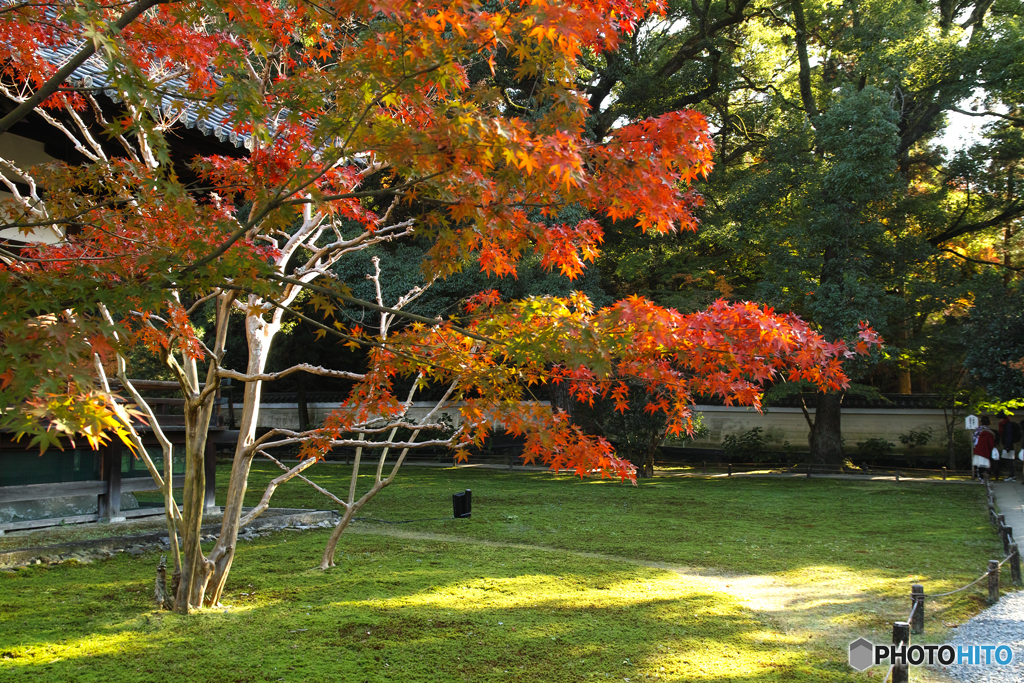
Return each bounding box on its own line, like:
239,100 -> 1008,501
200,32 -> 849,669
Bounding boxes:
965,414 -> 979,430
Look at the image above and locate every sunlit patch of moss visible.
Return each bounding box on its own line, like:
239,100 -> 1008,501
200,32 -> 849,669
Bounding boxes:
0,465 -> 1000,682
4,531 -> 873,682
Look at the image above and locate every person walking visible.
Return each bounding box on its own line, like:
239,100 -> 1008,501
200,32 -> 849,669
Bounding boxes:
973,416 -> 997,481
998,413 -> 1020,482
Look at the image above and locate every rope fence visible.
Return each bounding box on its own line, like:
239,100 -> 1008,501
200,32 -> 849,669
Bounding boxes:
881,479 -> 1021,682
662,461 -> 976,481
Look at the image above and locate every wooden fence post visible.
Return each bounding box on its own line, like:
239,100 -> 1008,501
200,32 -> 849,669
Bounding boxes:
892,621 -> 909,683
728,463 -> 732,477
1011,543 -> 1022,587
1003,526 -> 1013,556
942,466 -> 947,480
910,584 -> 924,635
988,560 -> 1000,604
97,443 -> 123,521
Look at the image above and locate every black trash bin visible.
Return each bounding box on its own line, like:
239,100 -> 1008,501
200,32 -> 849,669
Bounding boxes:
452,489 -> 472,518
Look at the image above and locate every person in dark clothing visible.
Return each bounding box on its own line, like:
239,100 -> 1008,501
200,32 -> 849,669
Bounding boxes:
998,413 -> 1019,482
973,416 -> 997,481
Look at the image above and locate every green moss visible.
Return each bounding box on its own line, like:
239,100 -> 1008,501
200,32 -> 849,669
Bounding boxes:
3,529 -> 866,682
0,465 -> 1001,682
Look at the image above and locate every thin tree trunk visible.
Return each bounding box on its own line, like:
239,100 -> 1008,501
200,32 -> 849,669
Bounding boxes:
297,373 -> 310,431
174,360 -> 217,613
205,315 -> 278,606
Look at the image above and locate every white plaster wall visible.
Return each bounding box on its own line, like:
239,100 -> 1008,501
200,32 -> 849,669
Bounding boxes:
241,400 -> 966,452
686,405 -> 959,451
0,132 -> 64,246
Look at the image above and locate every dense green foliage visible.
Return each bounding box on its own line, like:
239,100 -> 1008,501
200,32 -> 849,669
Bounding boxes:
964,284 -> 1024,399
570,0 -> 1024,458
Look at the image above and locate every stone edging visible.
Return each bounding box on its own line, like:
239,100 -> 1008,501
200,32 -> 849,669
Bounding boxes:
0,509 -> 339,570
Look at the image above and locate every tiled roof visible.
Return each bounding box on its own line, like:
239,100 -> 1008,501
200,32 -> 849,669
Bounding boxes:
45,43 -> 251,150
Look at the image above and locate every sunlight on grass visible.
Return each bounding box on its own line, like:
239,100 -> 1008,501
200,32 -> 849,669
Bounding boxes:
0,630 -> 142,669
0,466 -> 1003,682
3,532 -> 863,682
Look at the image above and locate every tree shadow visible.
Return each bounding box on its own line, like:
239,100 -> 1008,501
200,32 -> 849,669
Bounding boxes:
1,530 -> 873,682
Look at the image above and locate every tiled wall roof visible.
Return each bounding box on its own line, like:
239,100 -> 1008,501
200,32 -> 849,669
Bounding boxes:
44,43 -> 250,150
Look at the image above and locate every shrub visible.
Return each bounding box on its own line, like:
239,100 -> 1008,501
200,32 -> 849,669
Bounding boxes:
722,427 -> 768,462
898,428 -> 933,450
856,437 -> 894,462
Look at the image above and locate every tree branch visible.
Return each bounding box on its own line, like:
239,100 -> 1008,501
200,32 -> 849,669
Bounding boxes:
265,273 -> 496,345
950,106 -> 1024,127
937,247 -> 1024,271
218,364 -> 364,383
0,0 -> 170,137
927,202 -> 1024,245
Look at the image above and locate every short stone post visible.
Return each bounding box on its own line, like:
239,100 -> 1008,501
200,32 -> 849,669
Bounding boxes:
910,584 -> 924,635
942,466 -> 947,480
988,559 -> 1000,604
892,622 -> 910,683
895,470 -> 900,482
1011,543 -> 1022,587
728,463 -> 732,477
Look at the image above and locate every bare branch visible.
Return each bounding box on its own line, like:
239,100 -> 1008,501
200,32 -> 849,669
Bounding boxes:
218,364 -> 364,384
265,273 -> 495,344
262,451 -> 347,507
238,454 -> 321,526
950,106 -> 1024,127
937,247 -> 1024,271
256,435 -> 455,452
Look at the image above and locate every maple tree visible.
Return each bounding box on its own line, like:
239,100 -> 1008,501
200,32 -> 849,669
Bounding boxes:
0,0 -> 878,611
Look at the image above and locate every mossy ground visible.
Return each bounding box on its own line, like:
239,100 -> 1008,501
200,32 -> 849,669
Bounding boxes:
0,464 -> 1002,682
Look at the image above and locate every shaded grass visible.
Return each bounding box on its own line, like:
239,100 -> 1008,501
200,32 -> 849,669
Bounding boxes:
2,528 -> 865,682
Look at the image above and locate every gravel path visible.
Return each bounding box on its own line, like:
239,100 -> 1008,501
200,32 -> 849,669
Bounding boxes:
940,591 -> 1024,682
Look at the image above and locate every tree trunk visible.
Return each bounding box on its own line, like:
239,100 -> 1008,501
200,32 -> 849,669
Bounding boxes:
205,315 -> 278,607
808,392 -> 845,464
297,373 -> 310,431
174,365 -> 217,613
948,426 -> 959,470
320,478 -> 386,569
632,449 -> 654,478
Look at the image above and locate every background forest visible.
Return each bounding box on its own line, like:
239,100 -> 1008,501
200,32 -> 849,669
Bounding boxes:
169,0 -> 1024,466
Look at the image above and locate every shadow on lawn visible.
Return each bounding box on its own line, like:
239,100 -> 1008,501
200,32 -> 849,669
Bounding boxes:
0,530 -> 874,682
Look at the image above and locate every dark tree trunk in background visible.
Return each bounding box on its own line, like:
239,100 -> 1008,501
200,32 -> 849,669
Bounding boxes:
297,374 -> 310,431
632,450 -> 655,478
809,392 -> 845,464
